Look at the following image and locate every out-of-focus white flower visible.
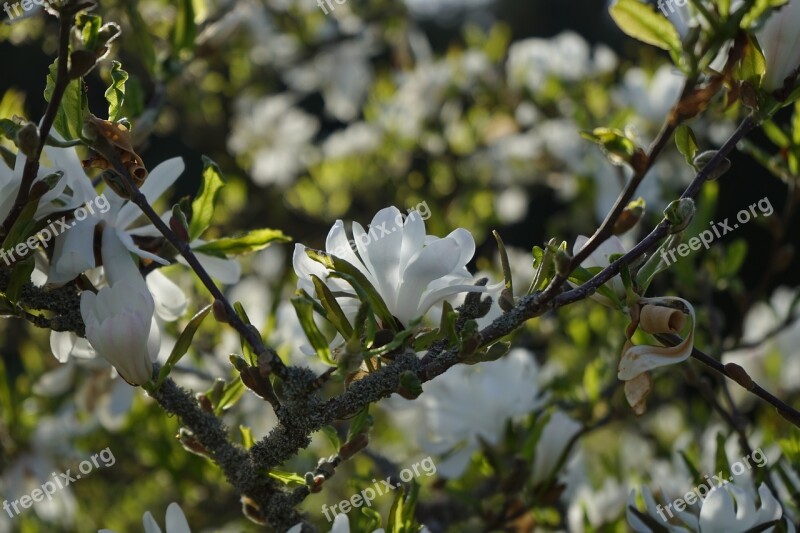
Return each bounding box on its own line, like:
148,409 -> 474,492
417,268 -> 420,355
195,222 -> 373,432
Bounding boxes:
286,40 -> 374,122
294,206 -> 485,326
531,411 -> 582,486
613,65 -> 684,124
567,475 -> 628,532
79,230 -> 159,386
100,502 -> 191,533
507,32 -> 617,93
322,122 -> 382,159
723,286 -> 800,398
757,0 -> 800,92
571,234 -> 627,307
628,482 -> 784,532
228,94 -> 319,187
386,348 -> 544,478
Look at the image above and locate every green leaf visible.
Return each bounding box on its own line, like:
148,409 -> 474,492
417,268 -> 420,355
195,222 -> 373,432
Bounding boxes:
124,2 -> 156,72
762,120 -> 790,148
267,469 -> 306,486
6,257 -> 35,305
319,425 -> 341,451
568,265 -> 624,308
240,425 -> 254,449
215,378 -> 245,415
172,0 -> 197,56
311,274 -> 354,338
155,304 -> 211,388
189,156 -> 226,241
719,239 -> 748,277
580,127 -> 639,166
363,320 -> 420,359
307,249 -> 398,331
675,125 -> 699,166
714,432 -> 731,475
233,301 -> 257,365
361,507 -> 383,531
104,61 -> 128,122
738,34 -> 766,85
609,0 -> 683,54
347,406 -> 372,442
193,229 -> 290,258
291,295 -> 336,366
0,119 -> 82,148
76,13 -> 102,50
44,60 -> 87,140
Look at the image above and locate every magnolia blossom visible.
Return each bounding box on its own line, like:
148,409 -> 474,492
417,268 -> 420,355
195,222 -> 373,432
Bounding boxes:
757,0 -> 800,92
627,482 -> 785,532
294,206 -> 485,326
100,502 -> 191,533
0,138 -> 97,224
79,228 -> 160,386
387,348 -> 545,478
572,234 -> 627,307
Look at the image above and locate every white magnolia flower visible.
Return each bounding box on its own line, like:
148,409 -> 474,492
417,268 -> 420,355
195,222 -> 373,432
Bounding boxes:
79,229 -> 159,386
287,513 -> 386,533
228,94 -> 319,187
100,502 -> 191,533
386,348 -> 544,478
0,140 -> 97,224
47,157 -> 184,285
572,234 -> 627,307
294,206 -> 485,326
628,482 -> 785,533
757,0 -> 800,92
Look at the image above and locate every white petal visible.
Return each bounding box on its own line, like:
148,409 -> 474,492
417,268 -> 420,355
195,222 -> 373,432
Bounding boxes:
146,270 -> 187,321
165,503 -> 191,533
116,158 -> 185,229
142,510 -> 163,533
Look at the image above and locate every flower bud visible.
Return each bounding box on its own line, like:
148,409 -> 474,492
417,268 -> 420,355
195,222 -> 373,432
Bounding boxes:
663,198 -> 696,233
16,122 -> 39,159
693,150 -> 731,180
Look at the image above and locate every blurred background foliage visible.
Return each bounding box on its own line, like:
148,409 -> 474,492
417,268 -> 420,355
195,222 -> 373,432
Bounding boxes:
0,0 -> 799,531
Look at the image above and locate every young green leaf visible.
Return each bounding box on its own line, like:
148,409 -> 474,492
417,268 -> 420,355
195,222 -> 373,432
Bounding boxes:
44,60 -> 88,140
291,295 -> 336,366
609,0 -> 682,54
192,229 -> 290,257
311,274 -> 354,338
189,156 -> 226,241
104,61 -> 128,122
154,304 -> 211,389
675,125 -> 699,166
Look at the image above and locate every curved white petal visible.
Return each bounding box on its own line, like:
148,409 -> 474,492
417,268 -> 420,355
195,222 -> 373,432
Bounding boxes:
165,502 -> 191,533
116,157 -> 185,229
146,270 -> 187,321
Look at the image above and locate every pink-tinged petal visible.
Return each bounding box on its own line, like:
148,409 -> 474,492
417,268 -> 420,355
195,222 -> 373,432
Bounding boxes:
115,228 -> 170,265
146,270 -> 187,321
117,158 -> 185,229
